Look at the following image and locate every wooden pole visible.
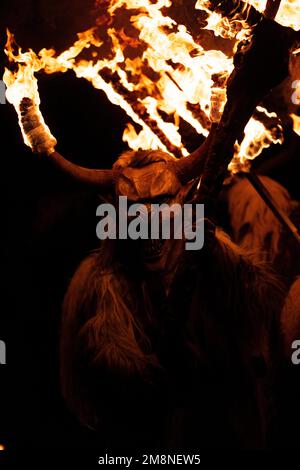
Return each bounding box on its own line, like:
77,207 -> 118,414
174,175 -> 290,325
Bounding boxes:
244,172 -> 300,245
264,0 -> 282,20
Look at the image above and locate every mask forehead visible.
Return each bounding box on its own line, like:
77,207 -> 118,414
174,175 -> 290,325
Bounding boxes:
116,162 -> 181,202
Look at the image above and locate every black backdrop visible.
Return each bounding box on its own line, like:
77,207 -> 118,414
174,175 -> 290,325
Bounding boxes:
0,0 -> 300,458
0,0 -> 129,453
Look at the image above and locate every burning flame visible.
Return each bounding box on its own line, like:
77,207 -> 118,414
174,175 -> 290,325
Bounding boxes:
291,113 -> 300,136
3,32 -> 56,149
230,107 -> 284,173
3,0 -> 287,171
249,0 -> 300,30
195,0 -> 258,40
196,0 -> 300,40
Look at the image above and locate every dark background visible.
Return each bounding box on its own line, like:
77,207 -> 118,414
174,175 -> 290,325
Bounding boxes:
0,0 -> 299,458
0,0 -> 130,455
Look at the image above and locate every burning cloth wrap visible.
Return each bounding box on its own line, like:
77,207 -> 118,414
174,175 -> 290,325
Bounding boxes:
20,97 -> 57,155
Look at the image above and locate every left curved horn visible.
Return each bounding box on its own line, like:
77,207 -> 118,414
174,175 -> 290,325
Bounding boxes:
50,151 -> 114,188
172,125 -> 216,184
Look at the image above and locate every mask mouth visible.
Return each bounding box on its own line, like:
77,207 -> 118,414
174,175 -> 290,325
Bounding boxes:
143,239 -> 164,261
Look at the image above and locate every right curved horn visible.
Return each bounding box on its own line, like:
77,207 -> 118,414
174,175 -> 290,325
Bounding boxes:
172,124 -> 216,185
50,151 -> 114,188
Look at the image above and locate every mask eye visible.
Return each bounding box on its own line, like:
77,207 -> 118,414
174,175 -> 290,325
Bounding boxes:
238,223 -> 251,242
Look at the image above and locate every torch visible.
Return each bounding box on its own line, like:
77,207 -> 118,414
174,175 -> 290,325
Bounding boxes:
19,97 -> 57,155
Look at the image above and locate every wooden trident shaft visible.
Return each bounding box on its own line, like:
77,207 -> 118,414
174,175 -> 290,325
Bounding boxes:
244,172 -> 300,245
192,0 -> 300,245
264,0 -> 282,20
195,0 -> 296,204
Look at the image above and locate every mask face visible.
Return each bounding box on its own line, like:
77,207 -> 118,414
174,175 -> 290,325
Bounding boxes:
113,151 -> 184,271
115,162 -> 182,202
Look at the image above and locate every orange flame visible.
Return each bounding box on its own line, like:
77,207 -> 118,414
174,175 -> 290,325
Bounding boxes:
3,31 -> 56,149
244,0 -> 300,29
291,113 -> 300,136
230,107 -> 284,173
196,0 -> 257,40
3,0 -> 287,171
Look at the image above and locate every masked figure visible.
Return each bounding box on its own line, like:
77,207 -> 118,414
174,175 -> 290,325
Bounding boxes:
20,98 -> 285,449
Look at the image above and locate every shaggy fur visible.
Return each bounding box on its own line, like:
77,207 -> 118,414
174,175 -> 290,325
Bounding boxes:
166,228 -> 285,448
60,241 -> 161,426
277,277 -> 300,449
227,175 -> 294,262
61,224 -> 285,445
281,277 -> 300,357
227,175 -> 300,285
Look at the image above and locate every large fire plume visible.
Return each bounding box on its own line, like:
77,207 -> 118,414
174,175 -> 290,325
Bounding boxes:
4,0 -> 298,171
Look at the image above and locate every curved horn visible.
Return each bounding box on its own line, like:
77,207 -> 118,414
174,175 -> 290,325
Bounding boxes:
173,124 -> 216,184
19,98 -> 114,188
50,151 -> 114,188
